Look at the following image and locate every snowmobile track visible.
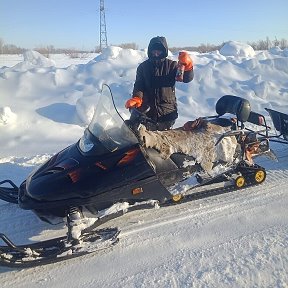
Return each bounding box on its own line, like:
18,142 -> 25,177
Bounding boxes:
116,173 -> 288,243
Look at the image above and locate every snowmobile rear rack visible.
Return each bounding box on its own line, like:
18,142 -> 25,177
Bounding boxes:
265,108 -> 288,144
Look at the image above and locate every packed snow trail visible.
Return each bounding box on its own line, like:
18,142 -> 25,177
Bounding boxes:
1,172 -> 287,287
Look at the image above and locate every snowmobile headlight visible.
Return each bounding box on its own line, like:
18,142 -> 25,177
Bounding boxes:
79,134 -> 94,153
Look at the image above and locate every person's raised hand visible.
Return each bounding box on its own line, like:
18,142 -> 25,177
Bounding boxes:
125,97 -> 143,109
178,52 -> 193,71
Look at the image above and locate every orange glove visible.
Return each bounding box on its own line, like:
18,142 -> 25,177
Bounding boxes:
125,96 -> 143,109
178,52 -> 193,71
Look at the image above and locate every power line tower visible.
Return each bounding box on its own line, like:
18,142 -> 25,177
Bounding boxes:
99,0 -> 108,52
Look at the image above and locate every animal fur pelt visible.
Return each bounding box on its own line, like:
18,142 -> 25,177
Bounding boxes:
138,120 -> 238,172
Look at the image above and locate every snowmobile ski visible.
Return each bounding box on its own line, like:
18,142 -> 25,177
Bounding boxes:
0,227 -> 119,268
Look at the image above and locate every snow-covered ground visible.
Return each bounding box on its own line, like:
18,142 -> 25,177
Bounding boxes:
0,42 -> 288,287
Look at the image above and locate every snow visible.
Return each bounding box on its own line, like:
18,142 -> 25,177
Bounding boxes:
0,107 -> 17,125
0,41 -> 288,287
220,41 -> 256,58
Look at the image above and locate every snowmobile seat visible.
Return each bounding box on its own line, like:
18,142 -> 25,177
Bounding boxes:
145,148 -> 179,173
145,148 -> 197,173
215,95 -> 251,123
170,153 -> 197,169
265,108 -> 288,141
204,95 -> 249,129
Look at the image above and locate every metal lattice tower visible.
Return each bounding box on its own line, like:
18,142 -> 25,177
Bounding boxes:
100,0 -> 108,51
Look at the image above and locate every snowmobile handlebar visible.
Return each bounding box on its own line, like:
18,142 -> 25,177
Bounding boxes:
124,106 -> 157,139
129,106 -> 156,126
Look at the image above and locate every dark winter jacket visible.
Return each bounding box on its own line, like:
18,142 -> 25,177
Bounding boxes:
132,36 -> 194,122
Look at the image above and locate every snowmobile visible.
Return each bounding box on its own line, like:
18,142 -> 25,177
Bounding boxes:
0,84 -> 272,267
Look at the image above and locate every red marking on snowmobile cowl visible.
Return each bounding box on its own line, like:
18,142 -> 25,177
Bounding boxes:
68,169 -> 81,183
117,148 -> 140,166
95,162 -> 108,170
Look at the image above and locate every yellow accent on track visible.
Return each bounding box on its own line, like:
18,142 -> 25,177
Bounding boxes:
254,170 -> 266,184
172,194 -> 183,202
235,176 -> 245,188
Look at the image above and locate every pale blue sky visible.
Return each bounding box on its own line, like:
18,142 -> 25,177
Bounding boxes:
1,0 -> 288,50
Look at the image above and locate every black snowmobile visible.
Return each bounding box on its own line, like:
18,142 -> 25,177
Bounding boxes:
0,84 -> 272,267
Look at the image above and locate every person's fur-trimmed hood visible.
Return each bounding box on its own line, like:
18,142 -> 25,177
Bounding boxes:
147,36 -> 168,59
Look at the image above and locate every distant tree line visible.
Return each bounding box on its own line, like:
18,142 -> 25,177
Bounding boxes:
32,45 -> 92,58
170,43 -> 224,53
247,37 -> 288,50
1,37 -> 288,56
0,39 -> 93,57
112,38 -> 288,53
170,37 -> 288,53
0,38 -> 26,54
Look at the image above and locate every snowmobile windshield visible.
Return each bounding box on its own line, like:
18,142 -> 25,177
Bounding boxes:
87,84 -> 139,152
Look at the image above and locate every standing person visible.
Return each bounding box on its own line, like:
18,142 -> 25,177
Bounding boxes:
125,36 -> 194,131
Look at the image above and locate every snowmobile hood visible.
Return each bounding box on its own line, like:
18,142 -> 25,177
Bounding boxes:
148,36 -> 168,59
